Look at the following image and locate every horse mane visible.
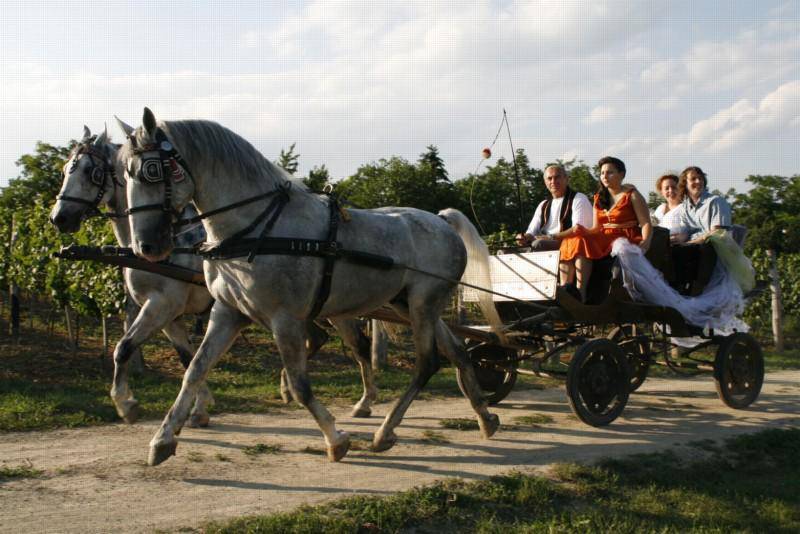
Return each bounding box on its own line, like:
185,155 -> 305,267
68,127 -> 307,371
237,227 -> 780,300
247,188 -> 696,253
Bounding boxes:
131,119 -> 311,194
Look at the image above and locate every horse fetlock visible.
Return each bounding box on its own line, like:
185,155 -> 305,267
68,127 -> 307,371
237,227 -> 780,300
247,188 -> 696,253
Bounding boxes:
371,430 -> 398,452
188,412 -> 210,428
479,413 -> 500,439
148,440 -> 178,466
112,397 -> 140,424
326,431 -> 350,462
350,404 -> 372,418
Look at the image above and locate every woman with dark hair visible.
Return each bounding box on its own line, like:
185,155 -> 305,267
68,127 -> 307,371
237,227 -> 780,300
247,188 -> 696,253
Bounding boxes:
558,156 -> 653,301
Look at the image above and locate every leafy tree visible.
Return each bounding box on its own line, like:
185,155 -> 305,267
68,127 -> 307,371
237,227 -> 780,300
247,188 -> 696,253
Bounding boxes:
303,164 -> 330,192
417,145 -> 449,182
336,149 -> 459,214
732,175 -> 800,254
0,141 -> 73,211
276,143 -> 299,175
647,191 -> 662,211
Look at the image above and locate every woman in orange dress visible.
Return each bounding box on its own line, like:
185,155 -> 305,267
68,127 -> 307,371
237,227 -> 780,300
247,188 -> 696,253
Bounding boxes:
559,156 -> 653,301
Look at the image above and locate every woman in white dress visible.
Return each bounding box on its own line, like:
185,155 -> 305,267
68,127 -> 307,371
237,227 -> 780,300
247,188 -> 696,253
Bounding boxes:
652,174 -> 686,241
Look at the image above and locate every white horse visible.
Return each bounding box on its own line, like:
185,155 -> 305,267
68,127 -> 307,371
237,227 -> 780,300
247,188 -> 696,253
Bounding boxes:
118,109 -> 501,465
50,126 -> 381,428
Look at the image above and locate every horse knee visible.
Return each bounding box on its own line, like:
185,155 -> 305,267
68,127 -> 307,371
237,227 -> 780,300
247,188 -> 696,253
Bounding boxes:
414,355 -> 440,387
113,339 -> 136,365
288,374 -> 313,406
176,347 -> 194,368
355,332 -> 372,363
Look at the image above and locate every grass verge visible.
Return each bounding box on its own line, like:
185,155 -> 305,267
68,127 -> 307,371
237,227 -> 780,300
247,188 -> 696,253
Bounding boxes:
200,426 -> 799,533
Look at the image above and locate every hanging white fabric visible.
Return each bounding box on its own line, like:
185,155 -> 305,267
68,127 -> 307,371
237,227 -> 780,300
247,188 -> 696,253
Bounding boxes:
610,238 -> 749,339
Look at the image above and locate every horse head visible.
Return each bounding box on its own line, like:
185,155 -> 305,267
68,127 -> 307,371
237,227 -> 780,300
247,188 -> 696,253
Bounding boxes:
50,125 -> 119,233
118,108 -> 195,262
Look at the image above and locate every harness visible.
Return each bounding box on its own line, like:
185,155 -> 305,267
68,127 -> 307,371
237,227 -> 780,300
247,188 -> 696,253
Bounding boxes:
57,142 -> 126,219
127,127 -> 393,320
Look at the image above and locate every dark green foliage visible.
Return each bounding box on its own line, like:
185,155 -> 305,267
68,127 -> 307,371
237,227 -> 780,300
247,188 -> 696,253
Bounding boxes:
303,164 -> 330,192
733,174 -> 800,254
276,142 -> 300,175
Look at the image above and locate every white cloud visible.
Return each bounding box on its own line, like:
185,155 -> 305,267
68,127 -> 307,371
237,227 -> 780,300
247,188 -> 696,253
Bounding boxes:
585,105 -> 615,125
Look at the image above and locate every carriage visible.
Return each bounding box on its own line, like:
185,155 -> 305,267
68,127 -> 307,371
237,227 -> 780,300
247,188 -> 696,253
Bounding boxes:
435,225 -> 765,427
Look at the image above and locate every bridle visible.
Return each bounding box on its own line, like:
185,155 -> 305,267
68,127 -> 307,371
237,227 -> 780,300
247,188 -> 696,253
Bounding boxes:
125,127 -> 295,254
57,142 -> 125,219
125,128 -> 194,220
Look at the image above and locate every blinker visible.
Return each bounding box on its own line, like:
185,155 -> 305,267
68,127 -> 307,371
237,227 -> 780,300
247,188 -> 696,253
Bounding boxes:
90,166 -> 105,186
141,157 -> 165,183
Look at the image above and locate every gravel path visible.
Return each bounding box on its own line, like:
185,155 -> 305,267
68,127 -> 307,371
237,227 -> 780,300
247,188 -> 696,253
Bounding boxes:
1,370 -> 798,533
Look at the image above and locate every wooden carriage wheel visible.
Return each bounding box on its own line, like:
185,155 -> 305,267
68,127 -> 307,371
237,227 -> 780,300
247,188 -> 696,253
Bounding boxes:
457,342 -> 518,406
566,338 -> 630,426
714,332 -> 764,409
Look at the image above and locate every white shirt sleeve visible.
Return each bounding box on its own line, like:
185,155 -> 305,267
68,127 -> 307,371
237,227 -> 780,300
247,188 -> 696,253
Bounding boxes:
525,200 -> 546,236
572,193 -> 593,228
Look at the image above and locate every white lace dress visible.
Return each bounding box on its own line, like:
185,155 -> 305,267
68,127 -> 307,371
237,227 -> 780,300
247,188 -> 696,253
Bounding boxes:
610,239 -> 749,344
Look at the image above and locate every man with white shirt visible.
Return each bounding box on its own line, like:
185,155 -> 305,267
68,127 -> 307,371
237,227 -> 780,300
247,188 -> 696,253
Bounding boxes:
515,164 -> 593,251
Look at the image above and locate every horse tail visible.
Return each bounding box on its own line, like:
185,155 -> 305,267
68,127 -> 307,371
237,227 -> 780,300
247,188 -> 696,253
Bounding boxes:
437,208 -> 506,344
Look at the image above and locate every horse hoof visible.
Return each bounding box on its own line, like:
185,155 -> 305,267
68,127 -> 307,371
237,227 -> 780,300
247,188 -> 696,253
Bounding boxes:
148,441 -> 177,466
371,434 -> 397,453
122,402 -> 140,424
480,413 -> 500,439
188,413 -> 210,428
350,407 -> 372,418
327,436 -> 351,462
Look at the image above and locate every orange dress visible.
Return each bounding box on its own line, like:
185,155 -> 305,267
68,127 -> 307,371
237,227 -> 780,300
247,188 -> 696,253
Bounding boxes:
560,190 -> 642,261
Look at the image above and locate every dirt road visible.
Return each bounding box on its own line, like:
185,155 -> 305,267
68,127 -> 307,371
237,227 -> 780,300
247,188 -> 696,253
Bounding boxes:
1,370 -> 798,533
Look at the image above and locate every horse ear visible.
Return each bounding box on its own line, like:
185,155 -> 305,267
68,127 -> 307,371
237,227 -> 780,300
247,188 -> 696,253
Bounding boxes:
82,125 -> 92,142
143,107 -> 157,135
94,127 -> 108,146
114,116 -> 135,138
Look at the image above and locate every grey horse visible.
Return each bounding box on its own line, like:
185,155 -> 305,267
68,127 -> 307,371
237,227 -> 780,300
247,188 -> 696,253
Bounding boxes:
50,126 -> 382,428
118,108 -> 501,466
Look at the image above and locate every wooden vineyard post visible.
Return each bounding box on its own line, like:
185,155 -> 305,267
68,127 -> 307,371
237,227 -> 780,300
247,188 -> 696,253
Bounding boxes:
9,215 -> 20,341
101,315 -> 108,358
64,304 -> 75,352
767,248 -> 784,352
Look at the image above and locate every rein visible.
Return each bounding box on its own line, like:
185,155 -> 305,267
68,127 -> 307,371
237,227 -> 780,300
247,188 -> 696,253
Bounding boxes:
127,127 -> 544,320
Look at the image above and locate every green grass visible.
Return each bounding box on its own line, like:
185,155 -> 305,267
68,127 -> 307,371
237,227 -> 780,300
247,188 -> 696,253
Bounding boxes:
439,418 -> 480,431
242,443 -> 282,457
201,427 -> 800,533
511,413 -> 554,427
0,464 -> 43,481
0,321 -> 469,432
420,430 -> 450,444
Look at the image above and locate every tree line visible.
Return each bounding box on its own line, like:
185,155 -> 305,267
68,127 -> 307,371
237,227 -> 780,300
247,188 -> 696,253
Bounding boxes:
1,139 -> 798,347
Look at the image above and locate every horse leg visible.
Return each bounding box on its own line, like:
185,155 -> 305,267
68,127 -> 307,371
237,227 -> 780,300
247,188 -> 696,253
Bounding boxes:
161,319 -> 214,428
329,318 -> 377,418
372,304 -> 440,452
434,319 -> 499,439
149,301 -> 249,466
272,314 -> 350,462
279,321 -> 328,404
111,298 -> 181,424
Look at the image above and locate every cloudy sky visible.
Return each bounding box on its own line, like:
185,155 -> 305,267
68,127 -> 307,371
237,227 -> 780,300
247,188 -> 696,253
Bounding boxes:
1,0 -> 798,195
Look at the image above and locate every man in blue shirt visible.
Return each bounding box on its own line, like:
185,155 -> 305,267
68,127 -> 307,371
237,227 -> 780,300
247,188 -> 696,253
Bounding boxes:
676,166 -> 732,242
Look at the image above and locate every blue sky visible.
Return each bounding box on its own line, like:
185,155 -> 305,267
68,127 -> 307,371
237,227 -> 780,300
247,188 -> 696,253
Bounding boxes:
1,0 -> 798,196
